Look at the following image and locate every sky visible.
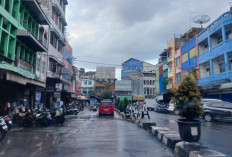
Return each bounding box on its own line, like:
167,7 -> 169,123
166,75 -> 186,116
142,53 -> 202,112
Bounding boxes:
66,0 -> 230,79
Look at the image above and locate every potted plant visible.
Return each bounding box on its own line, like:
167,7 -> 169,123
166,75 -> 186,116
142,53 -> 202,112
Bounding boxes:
172,76 -> 203,142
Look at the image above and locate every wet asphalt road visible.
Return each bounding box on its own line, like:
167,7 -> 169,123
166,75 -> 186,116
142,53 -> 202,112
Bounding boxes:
146,99 -> 232,156
0,109 -> 173,157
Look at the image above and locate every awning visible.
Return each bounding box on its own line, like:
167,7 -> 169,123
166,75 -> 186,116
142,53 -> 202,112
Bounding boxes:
49,55 -> 64,66
21,0 -> 49,25
6,71 -> 45,88
17,30 -> 47,52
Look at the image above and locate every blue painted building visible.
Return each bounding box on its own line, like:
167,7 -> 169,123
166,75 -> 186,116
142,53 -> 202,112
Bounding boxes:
121,58 -> 143,80
197,11 -> 232,101
181,37 -> 199,84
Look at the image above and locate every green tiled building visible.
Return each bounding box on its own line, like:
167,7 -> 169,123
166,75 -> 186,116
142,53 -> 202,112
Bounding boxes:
0,0 -> 49,111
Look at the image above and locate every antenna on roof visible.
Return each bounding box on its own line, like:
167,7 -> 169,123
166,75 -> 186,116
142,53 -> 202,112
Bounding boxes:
229,2 -> 232,11
193,15 -> 211,28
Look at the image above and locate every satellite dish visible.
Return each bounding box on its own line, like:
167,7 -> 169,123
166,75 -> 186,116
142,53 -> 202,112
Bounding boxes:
193,15 -> 211,28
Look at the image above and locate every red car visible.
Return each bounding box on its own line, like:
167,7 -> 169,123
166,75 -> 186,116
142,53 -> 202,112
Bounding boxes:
99,101 -> 114,116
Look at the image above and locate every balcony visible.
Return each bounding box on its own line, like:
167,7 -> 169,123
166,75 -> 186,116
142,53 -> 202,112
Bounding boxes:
21,0 -> 49,25
63,0 -> 68,5
52,0 -> 65,17
15,57 -> 34,73
17,30 -> 47,52
60,15 -> 67,26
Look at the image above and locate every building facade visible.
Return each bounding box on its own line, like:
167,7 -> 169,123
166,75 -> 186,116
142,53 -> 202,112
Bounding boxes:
0,0 -> 49,111
80,76 -> 95,96
157,28 -> 203,101
157,11 -> 232,102
40,0 -> 68,106
143,72 -> 156,98
121,58 -> 156,97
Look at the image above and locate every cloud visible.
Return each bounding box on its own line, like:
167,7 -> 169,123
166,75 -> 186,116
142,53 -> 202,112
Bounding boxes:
66,0 -> 231,79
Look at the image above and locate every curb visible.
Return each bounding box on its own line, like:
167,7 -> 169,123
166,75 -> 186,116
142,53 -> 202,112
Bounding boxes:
115,111 -> 227,157
175,142 -> 227,157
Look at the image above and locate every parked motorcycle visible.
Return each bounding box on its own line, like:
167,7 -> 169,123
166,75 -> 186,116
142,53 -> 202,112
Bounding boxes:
66,105 -> 78,115
2,115 -> 12,130
32,109 -> 52,127
13,107 -> 33,127
50,108 -> 65,125
0,117 -> 8,141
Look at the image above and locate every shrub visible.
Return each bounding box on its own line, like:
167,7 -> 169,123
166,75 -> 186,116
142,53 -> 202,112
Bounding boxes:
172,76 -> 203,120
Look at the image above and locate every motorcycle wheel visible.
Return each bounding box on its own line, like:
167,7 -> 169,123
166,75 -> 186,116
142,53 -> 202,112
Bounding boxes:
0,129 -> 6,141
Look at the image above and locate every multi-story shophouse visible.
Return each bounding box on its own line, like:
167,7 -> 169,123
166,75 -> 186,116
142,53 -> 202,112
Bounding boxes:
143,72 -> 156,98
81,75 -> 95,96
40,0 -> 68,106
159,10 -> 232,102
61,42 -> 73,104
94,66 -> 116,95
0,0 -> 49,111
157,28 -> 203,101
72,66 -> 81,97
121,58 -> 156,98
196,11 -> 232,102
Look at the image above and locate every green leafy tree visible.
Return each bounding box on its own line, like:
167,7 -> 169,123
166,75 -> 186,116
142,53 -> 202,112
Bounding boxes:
101,90 -> 112,99
172,76 -> 203,120
123,97 -> 129,108
119,100 -> 124,108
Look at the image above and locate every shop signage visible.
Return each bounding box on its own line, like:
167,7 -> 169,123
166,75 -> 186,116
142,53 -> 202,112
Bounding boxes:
56,83 -> 62,91
133,96 -> 145,100
80,76 -> 89,80
115,80 -> 132,91
54,92 -> 61,98
46,87 -> 54,92
16,57 -> 33,73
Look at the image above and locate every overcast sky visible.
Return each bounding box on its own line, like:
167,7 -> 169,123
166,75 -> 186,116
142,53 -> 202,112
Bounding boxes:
66,0 -> 230,79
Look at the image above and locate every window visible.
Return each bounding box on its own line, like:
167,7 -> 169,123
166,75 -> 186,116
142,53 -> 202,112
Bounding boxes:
149,88 -> 153,95
182,52 -> 188,63
169,65 -> 172,72
219,62 -> 225,73
42,61 -> 46,74
176,73 -> 181,83
88,81 -> 92,85
37,58 -> 40,71
167,51 -> 172,59
189,46 -> 196,59
144,80 -> 146,85
150,80 -> 152,85
176,57 -> 180,66
50,34 -> 57,48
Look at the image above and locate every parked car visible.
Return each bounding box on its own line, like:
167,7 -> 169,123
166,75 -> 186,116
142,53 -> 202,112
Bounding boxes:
202,98 -> 222,103
203,101 -> 232,122
167,100 -> 175,113
99,101 -> 114,116
154,100 -> 169,113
